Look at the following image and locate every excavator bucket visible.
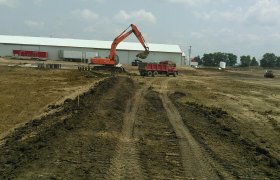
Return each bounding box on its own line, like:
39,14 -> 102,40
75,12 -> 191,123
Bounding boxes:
136,50 -> 149,59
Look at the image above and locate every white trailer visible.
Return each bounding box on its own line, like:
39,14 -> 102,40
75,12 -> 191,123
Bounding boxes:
85,52 -> 98,60
190,61 -> 198,67
220,61 -> 226,69
60,50 -> 82,60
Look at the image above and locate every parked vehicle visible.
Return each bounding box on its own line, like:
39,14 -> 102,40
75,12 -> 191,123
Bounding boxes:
138,61 -> 178,77
59,50 -> 83,61
264,70 -> 274,78
13,50 -> 48,60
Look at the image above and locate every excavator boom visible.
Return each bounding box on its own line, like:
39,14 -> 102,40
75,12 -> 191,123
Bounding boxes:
91,24 -> 149,70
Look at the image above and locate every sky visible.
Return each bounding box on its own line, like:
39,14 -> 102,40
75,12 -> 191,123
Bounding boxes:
0,0 -> 280,59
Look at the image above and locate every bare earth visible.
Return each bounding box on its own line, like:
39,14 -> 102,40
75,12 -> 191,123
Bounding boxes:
0,60 -> 102,138
0,58 -> 279,179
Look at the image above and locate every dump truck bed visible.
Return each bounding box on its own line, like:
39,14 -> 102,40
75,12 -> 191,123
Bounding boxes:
138,62 -> 178,77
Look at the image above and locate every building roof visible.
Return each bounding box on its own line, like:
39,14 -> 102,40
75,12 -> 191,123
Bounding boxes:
0,35 -> 182,54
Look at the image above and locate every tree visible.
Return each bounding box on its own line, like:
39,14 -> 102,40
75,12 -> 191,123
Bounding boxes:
202,53 -> 214,66
260,53 -> 277,67
193,56 -> 202,65
212,52 -> 226,66
250,57 -> 259,66
276,57 -> 280,67
226,53 -> 237,66
240,55 -> 251,67
201,52 -> 238,67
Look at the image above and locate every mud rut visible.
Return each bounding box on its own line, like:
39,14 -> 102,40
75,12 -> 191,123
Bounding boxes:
105,79 -> 152,179
159,79 -> 215,178
158,79 -> 233,179
0,76 -> 232,179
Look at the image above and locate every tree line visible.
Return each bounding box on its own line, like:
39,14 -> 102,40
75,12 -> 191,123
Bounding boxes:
193,53 -> 280,68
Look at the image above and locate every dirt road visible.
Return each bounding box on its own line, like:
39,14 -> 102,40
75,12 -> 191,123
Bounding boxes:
0,77 -> 192,179
159,78 -> 219,179
0,65 -> 279,179
105,79 -> 152,179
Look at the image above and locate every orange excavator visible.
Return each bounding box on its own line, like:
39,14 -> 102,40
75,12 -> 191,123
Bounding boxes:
90,24 -> 149,72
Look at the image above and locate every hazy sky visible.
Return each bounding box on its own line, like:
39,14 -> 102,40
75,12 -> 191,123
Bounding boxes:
1,0 -> 279,59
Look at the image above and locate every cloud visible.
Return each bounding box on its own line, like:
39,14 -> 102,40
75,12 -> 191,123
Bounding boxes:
0,0 -> 17,7
245,0 -> 280,25
84,26 -> 98,33
24,20 -> 45,28
115,9 -> 156,23
72,9 -> 99,20
270,33 -> 280,39
32,0 -> 44,6
236,33 -> 261,42
156,0 -> 229,6
191,32 -> 205,39
194,0 -> 280,26
81,0 -> 105,2
194,8 -> 244,23
166,0 -> 210,5
93,0 -> 105,2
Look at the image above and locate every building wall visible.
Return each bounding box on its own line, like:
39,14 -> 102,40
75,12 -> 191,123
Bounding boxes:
0,44 -> 21,56
114,50 -> 182,65
0,43 -> 182,65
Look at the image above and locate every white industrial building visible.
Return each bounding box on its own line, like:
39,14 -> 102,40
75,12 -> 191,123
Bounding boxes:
0,35 -> 183,65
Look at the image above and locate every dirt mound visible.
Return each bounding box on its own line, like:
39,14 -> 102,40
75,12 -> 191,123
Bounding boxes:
0,77 -> 134,179
84,70 -> 115,78
186,102 -> 228,119
169,93 -> 280,179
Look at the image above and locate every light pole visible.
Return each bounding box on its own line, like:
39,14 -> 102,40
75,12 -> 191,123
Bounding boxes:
188,46 -> 192,66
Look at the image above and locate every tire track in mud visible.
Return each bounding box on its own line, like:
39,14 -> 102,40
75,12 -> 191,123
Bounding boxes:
135,88 -> 186,179
105,79 -> 153,180
159,78 -> 221,179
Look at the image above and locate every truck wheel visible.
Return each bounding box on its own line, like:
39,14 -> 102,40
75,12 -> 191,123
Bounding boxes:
115,67 -> 123,73
166,73 -> 169,77
153,71 -> 158,77
173,72 -> 176,77
147,71 -> 153,77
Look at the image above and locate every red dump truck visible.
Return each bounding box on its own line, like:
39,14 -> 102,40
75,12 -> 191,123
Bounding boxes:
138,61 -> 178,77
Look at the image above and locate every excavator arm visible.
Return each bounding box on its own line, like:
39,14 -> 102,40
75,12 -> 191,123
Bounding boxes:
91,24 -> 149,66
109,24 -> 149,60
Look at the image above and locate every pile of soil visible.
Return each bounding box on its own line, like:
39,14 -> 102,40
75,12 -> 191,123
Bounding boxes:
0,77 -> 134,179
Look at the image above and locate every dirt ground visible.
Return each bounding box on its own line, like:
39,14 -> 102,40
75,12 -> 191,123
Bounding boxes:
0,58 -> 279,179
167,67 -> 280,178
0,59 -> 105,138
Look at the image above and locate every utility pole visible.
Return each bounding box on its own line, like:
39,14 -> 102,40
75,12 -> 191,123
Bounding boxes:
188,46 -> 192,66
